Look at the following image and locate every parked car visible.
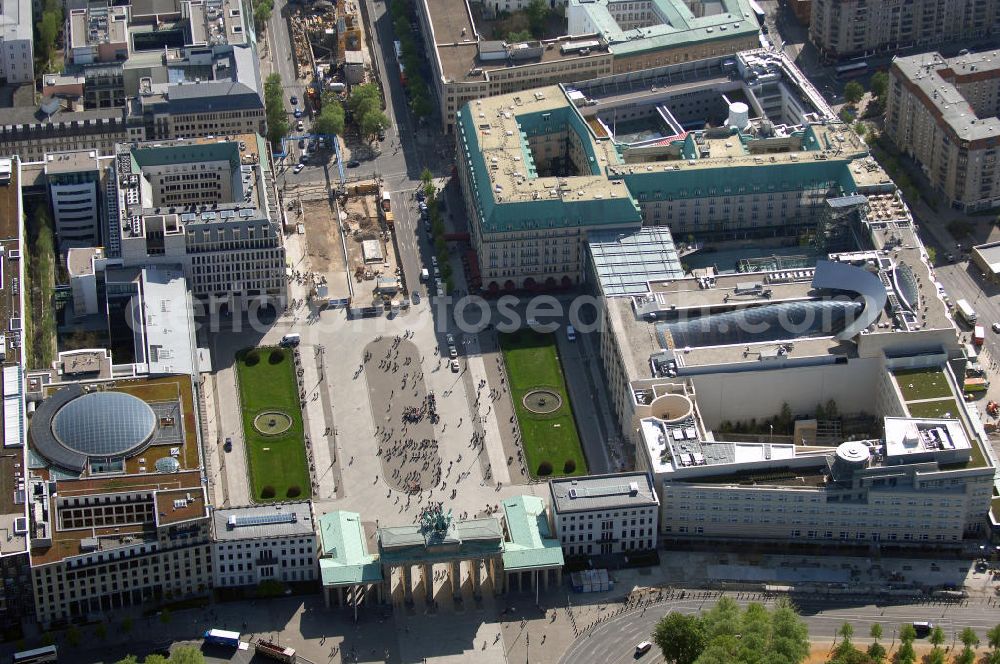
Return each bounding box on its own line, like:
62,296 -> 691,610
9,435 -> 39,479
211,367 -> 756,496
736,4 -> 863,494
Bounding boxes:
224,437 -> 232,452
415,190 -> 426,202
450,359 -> 459,372
296,120 -> 305,131
346,160 -> 361,168
293,163 -> 305,174
448,345 -> 458,359
635,641 -> 652,656
290,95 -> 298,105
993,323 -> 1000,334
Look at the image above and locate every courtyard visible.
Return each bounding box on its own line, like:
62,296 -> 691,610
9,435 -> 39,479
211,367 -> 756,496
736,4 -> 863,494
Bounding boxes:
235,347 -> 312,501
500,330 -> 587,478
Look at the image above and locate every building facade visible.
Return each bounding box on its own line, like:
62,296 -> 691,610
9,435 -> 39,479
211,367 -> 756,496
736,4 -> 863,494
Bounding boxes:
884,50 -> 1000,212
212,503 -> 318,589
549,473 -> 660,556
44,150 -> 106,250
809,0 -> 999,61
108,134 -> 287,311
0,0 -> 33,84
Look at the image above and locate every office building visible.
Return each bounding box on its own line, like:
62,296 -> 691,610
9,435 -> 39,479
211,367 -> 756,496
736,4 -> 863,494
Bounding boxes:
24,373 -> 212,626
44,150 -> 106,250
884,50 -> 1000,213
415,0 -> 759,133
549,473 -> 659,556
212,503 -> 318,589
0,0 -> 33,84
107,134 -> 287,312
809,0 -> 999,61
0,157 -> 35,633
0,105 -> 129,165
456,50 -> 871,290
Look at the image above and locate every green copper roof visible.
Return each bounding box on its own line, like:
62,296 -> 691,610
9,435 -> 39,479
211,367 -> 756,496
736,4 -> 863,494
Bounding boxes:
501,495 -> 565,571
318,511 -> 383,587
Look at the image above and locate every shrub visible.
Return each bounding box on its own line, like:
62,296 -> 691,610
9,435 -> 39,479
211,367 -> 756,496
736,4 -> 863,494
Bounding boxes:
537,460 -> 553,475
261,485 -> 276,499
243,350 -> 260,366
268,348 -> 286,364
287,485 -> 302,498
563,459 -> 576,474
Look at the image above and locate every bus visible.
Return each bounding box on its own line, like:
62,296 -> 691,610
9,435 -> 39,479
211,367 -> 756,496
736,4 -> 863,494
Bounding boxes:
835,61 -> 868,78
13,645 -> 58,663
956,298 -> 978,325
393,40 -> 407,85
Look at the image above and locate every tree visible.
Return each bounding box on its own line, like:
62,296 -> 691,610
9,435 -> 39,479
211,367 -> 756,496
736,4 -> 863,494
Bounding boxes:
844,81 -> 864,106
770,599 -> 810,664
837,622 -> 854,647
525,0 -> 549,37
988,623 -> 1000,652
114,657 -> 139,664
827,647 -> 874,664
864,642 -> 885,664
348,83 -> 381,118
899,623 -> 916,644
313,100 -> 345,136
253,0 -> 273,32
169,646 -> 206,664
869,71 -> 889,100
144,656 -> 169,664
507,30 -> 532,42
264,73 -> 289,146
360,110 -> 390,141
652,612 -> 705,664
956,626 -> 980,664
929,625 -> 945,649
895,641 -> 916,664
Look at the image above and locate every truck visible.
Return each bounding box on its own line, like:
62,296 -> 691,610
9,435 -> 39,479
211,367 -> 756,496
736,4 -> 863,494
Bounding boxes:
204,629 -> 241,648
279,333 -> 301,347
956,299 -> 977,324
380,191 -> 391,213
254,639 -> 296,663
974,325 -> 986,346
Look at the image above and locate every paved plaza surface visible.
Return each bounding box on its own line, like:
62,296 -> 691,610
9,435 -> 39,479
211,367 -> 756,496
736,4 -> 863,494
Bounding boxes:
363,336 -> 441,492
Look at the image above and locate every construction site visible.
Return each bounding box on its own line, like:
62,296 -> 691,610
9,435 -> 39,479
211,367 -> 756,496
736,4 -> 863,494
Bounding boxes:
288,0 -> 370,110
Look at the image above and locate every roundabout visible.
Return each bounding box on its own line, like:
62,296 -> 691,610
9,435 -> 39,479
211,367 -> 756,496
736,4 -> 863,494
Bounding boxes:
522,389 -> 563,415
253,410 -> 294,436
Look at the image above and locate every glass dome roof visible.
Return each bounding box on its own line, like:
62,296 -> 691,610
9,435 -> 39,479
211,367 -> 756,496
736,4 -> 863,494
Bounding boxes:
52,391 -> 157,457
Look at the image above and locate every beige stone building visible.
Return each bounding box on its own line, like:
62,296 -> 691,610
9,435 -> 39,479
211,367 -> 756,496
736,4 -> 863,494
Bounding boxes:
885,50 -> 1000,212
809,0 -> 998,61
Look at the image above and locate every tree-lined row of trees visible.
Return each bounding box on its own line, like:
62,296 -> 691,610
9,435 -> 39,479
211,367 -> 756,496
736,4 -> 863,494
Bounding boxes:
389,0 -> 433,119
264,73 -> 289,147
654,599 -> 1000,664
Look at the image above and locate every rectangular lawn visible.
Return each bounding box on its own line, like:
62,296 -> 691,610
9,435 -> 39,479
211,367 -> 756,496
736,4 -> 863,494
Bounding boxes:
500,330 -> 587,478
893,368 -> 952,402
235,347 -> 312,502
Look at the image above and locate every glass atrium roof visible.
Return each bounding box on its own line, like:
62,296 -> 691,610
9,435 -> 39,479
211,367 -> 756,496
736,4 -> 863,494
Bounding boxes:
52,391 -> 157,457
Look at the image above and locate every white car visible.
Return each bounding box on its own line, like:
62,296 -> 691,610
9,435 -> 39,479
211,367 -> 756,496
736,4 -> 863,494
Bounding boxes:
296,120 -> 305,131
450,359 -> 459,372
292,163 -> 305,174
448,345 -> 458,359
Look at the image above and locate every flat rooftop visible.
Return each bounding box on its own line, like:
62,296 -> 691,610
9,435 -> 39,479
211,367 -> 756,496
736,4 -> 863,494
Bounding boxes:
44,150 -> 100,176
549,472 -> 658,513
892,50 -> 1000,146
140,266 -> 195,376
425,0 -> 610,83
213,502 -> 314,541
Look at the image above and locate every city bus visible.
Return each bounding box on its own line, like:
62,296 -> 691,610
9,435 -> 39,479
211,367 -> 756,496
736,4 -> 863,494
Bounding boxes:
835,61 -> 868,78
13,645 -> 58,663
393,40 -> 407,85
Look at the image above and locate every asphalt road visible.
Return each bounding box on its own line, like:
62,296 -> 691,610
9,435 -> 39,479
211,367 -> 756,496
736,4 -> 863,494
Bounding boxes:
560,594 -> 1000,664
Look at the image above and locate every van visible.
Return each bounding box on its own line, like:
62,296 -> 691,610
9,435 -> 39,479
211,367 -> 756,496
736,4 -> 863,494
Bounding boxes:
912,621 -> 933,637
566,324 -> 576,341
635,641 -> 652,656
420,268 -> 429,282
280,333 -> 301,347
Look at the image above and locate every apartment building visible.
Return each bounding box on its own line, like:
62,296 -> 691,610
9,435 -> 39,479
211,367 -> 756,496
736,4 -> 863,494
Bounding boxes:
212,503 -> 318,588
0,105 -> 129,164
456,51 -> 877,290
884,50 -> 1000,213
108,134 -> 286,312
0,157 -> 35,633
809,0 -> 999,61
24,374 -> 212,626
415,0 -> 758,133
0,0 -> 33,84
549,473 -> 659,556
